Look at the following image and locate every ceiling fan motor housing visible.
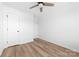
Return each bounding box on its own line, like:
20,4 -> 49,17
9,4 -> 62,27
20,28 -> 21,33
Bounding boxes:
38,2 -> 45,5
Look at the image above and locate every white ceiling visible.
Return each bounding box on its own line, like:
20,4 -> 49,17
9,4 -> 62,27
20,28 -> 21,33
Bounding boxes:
2,2 -> 41,14
3,2 -> 79,14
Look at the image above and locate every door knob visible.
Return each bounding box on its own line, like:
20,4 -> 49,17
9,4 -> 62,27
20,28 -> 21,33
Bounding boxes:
17,30 -> 20,32
6,41 -> 8,44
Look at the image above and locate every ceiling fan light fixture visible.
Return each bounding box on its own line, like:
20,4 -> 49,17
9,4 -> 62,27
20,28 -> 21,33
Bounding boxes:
39,3 -> 43,8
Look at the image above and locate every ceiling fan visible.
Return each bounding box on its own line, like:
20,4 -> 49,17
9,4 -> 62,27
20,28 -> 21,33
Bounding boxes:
29,2 -> 54,12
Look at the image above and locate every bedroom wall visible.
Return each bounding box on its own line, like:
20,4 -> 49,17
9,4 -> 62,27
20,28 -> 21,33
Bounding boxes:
33,14 -> 39,38
0,3 -> 38,55
3,4 -> 35,46
0,3 -> 5,55
38,2 -> 79,51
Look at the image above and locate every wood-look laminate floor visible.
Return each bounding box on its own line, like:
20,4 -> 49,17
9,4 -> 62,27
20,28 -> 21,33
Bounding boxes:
1,38 -> 79,57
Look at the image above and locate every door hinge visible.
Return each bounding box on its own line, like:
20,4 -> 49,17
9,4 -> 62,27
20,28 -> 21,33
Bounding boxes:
6,14 -> 8,18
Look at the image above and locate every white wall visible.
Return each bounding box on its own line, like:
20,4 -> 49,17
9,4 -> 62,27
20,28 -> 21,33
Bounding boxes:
1,2 -> 79,55
38,2 -> 79,51
3,4 -> 35,45
0,3 -> 38,55
33,14 -> 39,38
0,3 -> 5,55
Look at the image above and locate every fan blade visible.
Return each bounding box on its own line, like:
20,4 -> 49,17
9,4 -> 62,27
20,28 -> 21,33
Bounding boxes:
29,4 -> 39,9
40,7 -> 43,12
44,2 -> 54,6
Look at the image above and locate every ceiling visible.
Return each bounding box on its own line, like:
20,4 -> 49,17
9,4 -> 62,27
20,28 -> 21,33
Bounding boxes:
2,2 -> 41,14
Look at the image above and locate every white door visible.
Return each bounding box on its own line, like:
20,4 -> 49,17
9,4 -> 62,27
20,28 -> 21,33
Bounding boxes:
7,13 -> 19,46
3,13 -> 19,47
3,12 -> 34,47
3,13 -> 20,47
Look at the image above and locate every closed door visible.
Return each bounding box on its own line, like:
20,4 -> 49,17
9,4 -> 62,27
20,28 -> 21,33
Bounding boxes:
3,12 -> 34,47
3,13 -> 19,47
